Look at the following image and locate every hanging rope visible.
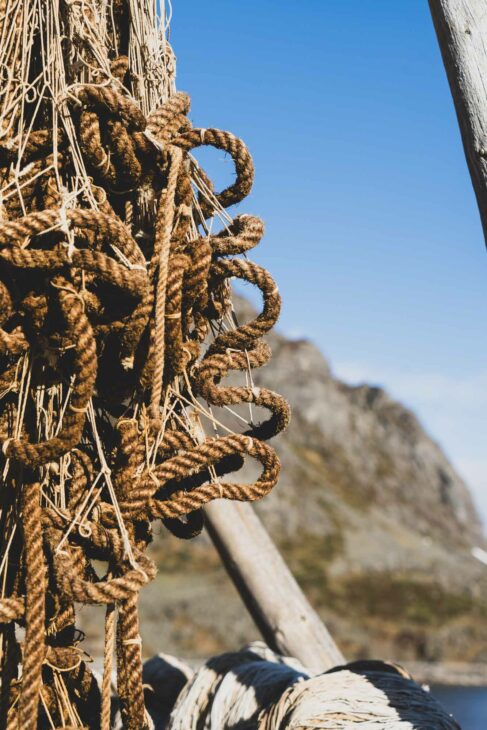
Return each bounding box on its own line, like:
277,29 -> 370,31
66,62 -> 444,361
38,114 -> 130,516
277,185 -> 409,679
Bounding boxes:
0,0 -> 289,726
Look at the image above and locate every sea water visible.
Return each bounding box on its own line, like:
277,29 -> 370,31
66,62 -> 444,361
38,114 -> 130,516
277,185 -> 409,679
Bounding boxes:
432,686 -> 487,729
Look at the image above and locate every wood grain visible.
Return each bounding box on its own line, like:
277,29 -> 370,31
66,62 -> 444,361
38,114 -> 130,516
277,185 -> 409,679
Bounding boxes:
205,500 -> 344,674
430,0 -> 487,244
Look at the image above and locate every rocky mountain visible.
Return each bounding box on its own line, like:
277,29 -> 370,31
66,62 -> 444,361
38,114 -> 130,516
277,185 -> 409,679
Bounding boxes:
82,297 -> 487,667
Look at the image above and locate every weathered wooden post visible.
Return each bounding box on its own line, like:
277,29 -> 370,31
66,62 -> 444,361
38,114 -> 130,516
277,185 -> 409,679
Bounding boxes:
204,501 -> 344,673
429,0 -> 487,245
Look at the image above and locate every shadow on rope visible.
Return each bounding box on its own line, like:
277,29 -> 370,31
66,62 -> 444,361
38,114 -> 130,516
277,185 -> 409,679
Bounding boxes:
134,642 -> 460,729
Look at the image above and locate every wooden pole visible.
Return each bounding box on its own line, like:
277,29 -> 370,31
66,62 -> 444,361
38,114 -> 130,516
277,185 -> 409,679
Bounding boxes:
204,500 -> 345,674
429,0 -> 487,245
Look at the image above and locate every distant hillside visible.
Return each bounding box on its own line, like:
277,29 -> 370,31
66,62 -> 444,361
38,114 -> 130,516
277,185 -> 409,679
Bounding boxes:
82,297 -> 487,665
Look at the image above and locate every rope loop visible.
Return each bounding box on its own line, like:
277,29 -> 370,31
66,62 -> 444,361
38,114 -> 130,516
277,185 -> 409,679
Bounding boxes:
0,6 -> 287,726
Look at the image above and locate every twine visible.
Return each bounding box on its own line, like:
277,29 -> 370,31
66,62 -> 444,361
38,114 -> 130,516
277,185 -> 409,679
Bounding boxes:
0,0 -> 289,726
168,645 -> 460,730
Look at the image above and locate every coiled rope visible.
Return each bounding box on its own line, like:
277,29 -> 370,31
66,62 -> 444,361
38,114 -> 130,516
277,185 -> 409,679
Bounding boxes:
0,0 -> 289,727
167,644 -> 460,730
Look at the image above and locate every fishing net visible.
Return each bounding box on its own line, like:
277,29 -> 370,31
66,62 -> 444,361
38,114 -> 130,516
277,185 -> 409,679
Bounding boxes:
0,0 -> 289,726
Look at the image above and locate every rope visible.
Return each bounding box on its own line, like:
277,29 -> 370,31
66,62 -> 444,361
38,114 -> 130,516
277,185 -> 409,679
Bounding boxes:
0,0 -> 289,725
150,145 -> 183,419
167,644 -> 460,730
101,603 -> 116,730
18,480 -> 46,730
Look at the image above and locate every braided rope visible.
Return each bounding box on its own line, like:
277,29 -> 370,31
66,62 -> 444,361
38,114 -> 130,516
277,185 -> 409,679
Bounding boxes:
18,481 -> 46,730
0,0 -> 289,725
150,146 -> 183,419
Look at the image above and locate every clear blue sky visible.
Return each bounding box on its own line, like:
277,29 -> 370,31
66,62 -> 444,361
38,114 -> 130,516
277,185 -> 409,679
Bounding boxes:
171,1 -> 487,527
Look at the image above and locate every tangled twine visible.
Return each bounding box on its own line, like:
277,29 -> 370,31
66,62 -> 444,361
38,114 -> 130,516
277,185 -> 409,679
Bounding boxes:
0,0 -> 289,727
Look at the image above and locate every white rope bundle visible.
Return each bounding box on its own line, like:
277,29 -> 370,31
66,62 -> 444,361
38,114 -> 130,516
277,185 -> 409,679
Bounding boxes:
259,671 -> 459,729
165,643 -> 459,730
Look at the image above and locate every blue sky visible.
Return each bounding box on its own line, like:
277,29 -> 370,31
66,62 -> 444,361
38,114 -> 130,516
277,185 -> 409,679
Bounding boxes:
171,1 -> 487,527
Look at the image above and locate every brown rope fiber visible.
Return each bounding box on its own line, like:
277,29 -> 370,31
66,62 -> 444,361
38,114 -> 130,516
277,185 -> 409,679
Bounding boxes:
0,0 -> 289,726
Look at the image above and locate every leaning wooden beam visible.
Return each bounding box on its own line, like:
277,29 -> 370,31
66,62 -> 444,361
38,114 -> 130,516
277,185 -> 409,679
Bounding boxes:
429,0 -> 487,245
204,501 -> 344,674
